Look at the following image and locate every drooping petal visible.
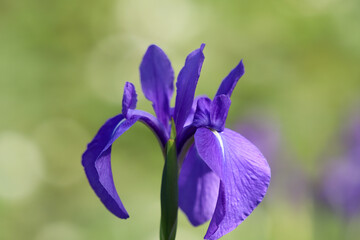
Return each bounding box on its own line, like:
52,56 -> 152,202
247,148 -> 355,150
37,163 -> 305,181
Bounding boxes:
127,109 -> 169,147
122,82 -> 137,117
215,60 -> 244,97
178,145 -> 220,226
209,95 -> 231,132
195,127 -> 271,240
140,45 -> 174,128
174,44 -> 205,135
194,128 -> 224,178
82,108 -> 169,219
82,114 -> 140,219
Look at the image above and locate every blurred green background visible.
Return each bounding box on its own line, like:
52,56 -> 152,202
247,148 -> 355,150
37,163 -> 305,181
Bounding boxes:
1,0 -> 360,239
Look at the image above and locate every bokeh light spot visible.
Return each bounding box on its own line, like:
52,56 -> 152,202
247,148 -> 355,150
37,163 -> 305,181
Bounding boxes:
34,119 -> 90,187
0,132 -> 43,200
35,222 -> 83,240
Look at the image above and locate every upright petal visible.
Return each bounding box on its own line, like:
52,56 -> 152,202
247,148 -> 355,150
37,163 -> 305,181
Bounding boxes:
209,95 -> 231,132
82,114 -> 140,219
192,97 -> 211,128
140,45 -> 174,128
174,44 -> 205,134
184,95 -> 208,127
192,95 -> 231,132
195,128 -> 271,240
179,145 -> 220,226
215,60 -> 244,97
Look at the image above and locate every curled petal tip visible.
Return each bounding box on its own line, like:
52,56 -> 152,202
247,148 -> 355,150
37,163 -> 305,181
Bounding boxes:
122,82 -> 137,116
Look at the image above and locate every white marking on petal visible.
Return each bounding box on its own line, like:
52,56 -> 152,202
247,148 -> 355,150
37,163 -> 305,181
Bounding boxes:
112,118 -> 126,137
211,130 -> 225,160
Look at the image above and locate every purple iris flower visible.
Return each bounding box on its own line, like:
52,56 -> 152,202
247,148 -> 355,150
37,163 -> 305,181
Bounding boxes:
321,110 -> 360,219
82,44 -> 271,239
343,109 -> 360,164
322,157 -> 360,218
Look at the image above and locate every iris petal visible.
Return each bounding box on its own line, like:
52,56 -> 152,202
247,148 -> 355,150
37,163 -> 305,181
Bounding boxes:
195,127 -> 271,240
178,145 -> 220,226
174,44 -> 205,135
82,114 -> 139,219
122,82 -> 169,147
209,95 -> 231,132
192,95 -> 231,132
82,109 -> 169,219
184,95 -> 208,127
122,82 -> 137,116
127,109 -> 169,147
140,45 -> 174,128
215,60 -> 244,97
192,97 -> 211,128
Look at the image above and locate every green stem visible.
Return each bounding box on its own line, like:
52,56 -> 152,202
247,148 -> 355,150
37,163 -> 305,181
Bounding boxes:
160,138 -> 178,240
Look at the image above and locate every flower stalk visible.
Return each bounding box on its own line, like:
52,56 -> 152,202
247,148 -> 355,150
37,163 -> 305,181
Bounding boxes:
160,122 -> 178,240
